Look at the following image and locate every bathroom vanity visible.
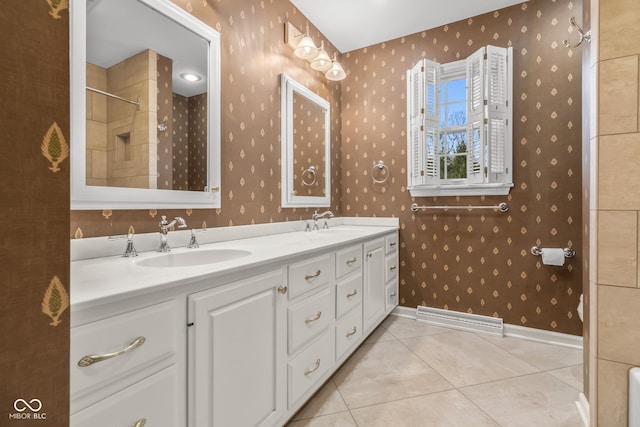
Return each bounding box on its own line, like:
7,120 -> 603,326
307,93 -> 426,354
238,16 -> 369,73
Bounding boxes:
69,221 -> 399,426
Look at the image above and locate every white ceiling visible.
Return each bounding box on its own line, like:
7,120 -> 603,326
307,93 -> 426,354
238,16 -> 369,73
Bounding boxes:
289,0 -> 529,53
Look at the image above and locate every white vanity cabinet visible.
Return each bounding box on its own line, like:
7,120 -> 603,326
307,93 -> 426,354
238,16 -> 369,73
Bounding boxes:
188,268 -> 288,427
71,225 -> 399,427
363,238 -> 387,332
70,299 -> 184,427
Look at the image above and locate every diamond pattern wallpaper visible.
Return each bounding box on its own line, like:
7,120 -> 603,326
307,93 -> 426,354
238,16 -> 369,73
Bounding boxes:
341,0 -> 583,335
70,0 -> 583,335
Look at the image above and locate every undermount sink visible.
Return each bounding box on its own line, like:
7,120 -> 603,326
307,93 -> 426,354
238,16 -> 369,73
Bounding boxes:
136,248 -> 251,268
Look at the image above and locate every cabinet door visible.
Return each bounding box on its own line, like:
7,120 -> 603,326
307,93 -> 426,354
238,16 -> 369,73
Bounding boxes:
363,238 -> 386,332
188,269 -> 287,427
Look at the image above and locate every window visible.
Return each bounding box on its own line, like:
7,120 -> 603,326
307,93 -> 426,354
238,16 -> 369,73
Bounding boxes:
407,45 -> 513,197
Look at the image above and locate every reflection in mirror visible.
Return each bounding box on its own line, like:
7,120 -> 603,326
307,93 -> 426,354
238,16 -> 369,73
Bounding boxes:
292,92 -> 326,198
281,74 -> 331,208
71,0 -> 221,209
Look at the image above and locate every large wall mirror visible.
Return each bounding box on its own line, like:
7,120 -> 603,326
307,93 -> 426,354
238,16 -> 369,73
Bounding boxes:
70,0 -> 221,209
281,74 -> 331,208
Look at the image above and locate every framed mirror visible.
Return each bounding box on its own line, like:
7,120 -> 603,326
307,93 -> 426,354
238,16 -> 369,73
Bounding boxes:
70,0 -> 221,209
280,74 -> 331,208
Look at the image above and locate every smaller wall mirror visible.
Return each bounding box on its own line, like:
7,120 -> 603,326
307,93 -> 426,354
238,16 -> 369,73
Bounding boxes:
281,74 -> 331,207
70,0 -> 221,209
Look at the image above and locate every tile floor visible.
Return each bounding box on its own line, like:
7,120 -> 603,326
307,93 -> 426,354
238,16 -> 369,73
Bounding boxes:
287,315 -> 583,427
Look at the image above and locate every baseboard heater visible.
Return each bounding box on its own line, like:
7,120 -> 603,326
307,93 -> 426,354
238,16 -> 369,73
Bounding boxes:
416,306 -> 504,336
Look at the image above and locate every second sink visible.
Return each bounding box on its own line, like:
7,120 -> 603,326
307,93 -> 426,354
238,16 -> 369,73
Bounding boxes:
136,248 -> 251,268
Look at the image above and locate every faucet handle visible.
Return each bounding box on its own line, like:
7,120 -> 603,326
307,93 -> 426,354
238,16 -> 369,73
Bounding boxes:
323,218 -> 330,230
108,233 -> 138,257
187,229 -> 200,249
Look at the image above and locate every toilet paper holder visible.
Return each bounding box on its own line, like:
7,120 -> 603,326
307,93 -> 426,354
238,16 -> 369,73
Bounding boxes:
530,246 -> 575,258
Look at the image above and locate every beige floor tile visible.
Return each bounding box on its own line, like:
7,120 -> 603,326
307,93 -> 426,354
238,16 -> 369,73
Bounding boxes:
547,364 -> 584,391
363,323 -> 397,344
480,335 -> 584,371
350,389 -> 499,427
286,411 -> 357,427
292,380 -> 348,421
381,316 -> 454,339
403,331 -> 539,387
332,340 -> 453,408
461,372 -> 583,427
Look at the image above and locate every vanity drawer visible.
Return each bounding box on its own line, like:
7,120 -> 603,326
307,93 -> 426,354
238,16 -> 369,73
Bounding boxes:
335,305 -> 363,361
385,254 -> 398,283
71,365 -> 179,427
385,281 -> 399,313
335,273 -> 363,319
70,300 -> 178,407
288,287 -> 332,354
289,254 -> 331,300
385,233 -> 398,254
288,331 -> 334,409
335,245 -> 362,279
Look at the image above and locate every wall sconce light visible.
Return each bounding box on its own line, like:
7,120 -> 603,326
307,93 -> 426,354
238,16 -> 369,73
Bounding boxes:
285,21 -> 346,81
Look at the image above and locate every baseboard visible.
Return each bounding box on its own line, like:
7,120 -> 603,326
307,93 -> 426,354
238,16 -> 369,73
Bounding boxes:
575,392 -> 590,427
391,306 -> 583,350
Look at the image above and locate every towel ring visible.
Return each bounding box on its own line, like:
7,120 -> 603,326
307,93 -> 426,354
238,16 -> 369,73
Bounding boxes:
372,160 -> 390,184
302,166 -> 317,186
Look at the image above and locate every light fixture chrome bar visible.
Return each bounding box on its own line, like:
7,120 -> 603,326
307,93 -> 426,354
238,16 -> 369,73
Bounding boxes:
410,202 -> 509,213
86,86 -> 141,110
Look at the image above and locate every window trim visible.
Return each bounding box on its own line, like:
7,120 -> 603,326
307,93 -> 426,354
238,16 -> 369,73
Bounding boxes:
407,45 -> 513,198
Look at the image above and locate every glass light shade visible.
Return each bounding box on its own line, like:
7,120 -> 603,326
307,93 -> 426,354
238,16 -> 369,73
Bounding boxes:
325,56 -> 346,81
293,35 -> 318,60
310,41 -> 332,72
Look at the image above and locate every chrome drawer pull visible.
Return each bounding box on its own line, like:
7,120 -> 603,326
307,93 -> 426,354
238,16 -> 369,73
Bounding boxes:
390,265 -> 397,271
305,311 -> 322,324
277,285 -> 288,294
77,336 -> 146,367
390,291 -> 397,297
305,270 -> 322,281
304,359 -> 321,376
367,252 -> 373,258
346,289 -> 358,298
346,257 -> 357,266
346,326 -> 357,337
133,419 -> 147,427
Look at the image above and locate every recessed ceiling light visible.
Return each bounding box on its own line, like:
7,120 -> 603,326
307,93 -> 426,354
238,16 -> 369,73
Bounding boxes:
180,73 -> 201,82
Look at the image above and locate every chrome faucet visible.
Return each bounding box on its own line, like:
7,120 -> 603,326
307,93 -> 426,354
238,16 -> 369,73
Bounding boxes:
158,215 -> 187,252
311,210 -> 334,230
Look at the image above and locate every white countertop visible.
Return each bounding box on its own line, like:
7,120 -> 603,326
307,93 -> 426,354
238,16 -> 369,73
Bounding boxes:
71,220 -> 398,312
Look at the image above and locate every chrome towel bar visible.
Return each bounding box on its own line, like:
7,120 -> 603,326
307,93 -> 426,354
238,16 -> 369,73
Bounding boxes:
410,202 -> 509,213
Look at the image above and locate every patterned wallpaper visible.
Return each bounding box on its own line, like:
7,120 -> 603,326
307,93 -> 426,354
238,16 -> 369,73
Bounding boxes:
69,0 -> 583,335
71,0 -> 342,236
1,0 -> 70,423
292,92 -> 326,197
341,0 -> 583,335
157,54 -> 174,190
172,93 -> 190,190
188,93 -> 208,191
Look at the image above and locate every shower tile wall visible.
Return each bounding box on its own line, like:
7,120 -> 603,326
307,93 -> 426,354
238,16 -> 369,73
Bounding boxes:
591,0 -> 640,422
341,0 -> 583,335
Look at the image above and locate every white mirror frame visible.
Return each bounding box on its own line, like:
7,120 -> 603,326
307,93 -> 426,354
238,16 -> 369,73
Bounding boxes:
280,74 -> 331,208
70,0 -> 221,209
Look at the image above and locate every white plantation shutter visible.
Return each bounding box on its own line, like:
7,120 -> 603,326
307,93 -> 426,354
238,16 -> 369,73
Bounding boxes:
408,61 -> 425,187
466,47 -> 485,184
423,59 -> 440,183
485,46 -> 512,184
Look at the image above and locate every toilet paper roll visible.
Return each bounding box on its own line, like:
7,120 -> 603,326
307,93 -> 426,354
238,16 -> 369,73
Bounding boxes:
540,248 -> 565,266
